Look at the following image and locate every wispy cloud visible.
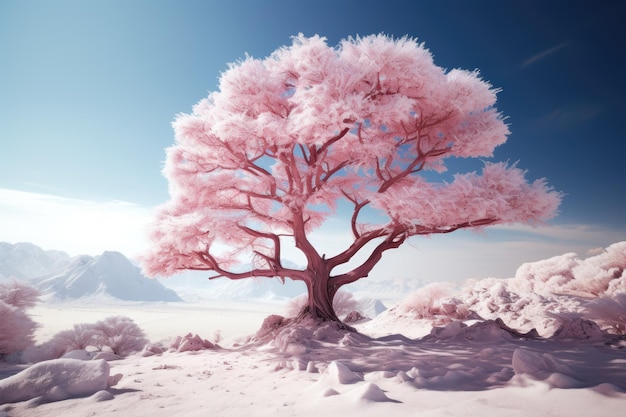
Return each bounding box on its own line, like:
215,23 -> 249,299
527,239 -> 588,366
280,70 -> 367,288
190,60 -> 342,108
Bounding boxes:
532,103 -> 603,130
0,188 -> 154,257
522,41 -> 571,68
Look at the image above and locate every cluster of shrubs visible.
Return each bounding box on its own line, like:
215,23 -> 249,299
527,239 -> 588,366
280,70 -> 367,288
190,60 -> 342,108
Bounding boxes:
31,316 -> 149,362
388,242 -> 626,337
0,281 -> 148,363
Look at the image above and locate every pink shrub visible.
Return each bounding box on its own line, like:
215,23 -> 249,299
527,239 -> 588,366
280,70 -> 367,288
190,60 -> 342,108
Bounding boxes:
0,282 -> 39,359
393,282 -> 468,321
0,302 -> 38,358
0,281 -> 40,309
286,290 -> 361,319
44,323 -> 101,358
92,316 -> 148,356
37,316 -> 148,360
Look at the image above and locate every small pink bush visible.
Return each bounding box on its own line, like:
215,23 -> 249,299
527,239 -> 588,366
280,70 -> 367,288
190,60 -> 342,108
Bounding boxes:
0,282 -> 39,359
394,282 -> 469,321
0,281 -> 40,309
38,316 -> 148,360
92,316 -> 148,356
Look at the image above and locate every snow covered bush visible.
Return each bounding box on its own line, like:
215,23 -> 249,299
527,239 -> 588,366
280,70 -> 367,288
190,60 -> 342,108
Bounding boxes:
393,282 -> 470,323
35,316 -> 148,360
512,241 -> 626,298
569,242 -> 626,297
583,292 -> 626,334
286,290 -> 361,319
0,281 -> 40,309
0,282 -> 39,360
42,323 -> 102,359
92,316 -> 148,356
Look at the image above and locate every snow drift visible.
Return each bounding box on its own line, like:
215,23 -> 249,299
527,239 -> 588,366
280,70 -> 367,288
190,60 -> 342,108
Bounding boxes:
0,358 -> 121,405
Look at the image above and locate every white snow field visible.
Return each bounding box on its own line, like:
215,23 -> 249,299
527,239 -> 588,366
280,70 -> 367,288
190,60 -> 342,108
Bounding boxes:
1,241 -> 626,416
1,297 -> 625,417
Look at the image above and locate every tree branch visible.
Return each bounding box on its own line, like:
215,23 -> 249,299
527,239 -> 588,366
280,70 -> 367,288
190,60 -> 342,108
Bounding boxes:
331,229 -> 406,287
189,249 -> 307,282
327,226 -> 390,270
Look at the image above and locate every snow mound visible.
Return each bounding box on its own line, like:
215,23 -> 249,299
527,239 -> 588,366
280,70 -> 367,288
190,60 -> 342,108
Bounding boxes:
346,382 -> 396,402
0,358 -> 121,405
169,333 -> 216,352
511,348 -> 586,388
61,349 -> 99,361
552,317 -> 606,341
424,319 -> 538,342
512,349 -> 573,379
325,361 -> 363,384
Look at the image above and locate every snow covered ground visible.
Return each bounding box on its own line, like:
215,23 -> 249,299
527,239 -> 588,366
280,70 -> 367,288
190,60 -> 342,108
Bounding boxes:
2,296 -> 625,417
2,241 -> 626,416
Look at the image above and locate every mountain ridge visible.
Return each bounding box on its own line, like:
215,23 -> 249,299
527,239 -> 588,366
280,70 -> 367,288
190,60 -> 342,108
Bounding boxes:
0,242 -> 181,302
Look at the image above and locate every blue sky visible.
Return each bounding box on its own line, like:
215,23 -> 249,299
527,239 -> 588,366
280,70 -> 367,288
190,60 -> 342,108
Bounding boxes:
1,0 -> 624,281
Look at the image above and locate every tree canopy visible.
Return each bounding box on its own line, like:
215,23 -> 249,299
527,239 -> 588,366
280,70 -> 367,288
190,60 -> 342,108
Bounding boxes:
142,34 -> 561,321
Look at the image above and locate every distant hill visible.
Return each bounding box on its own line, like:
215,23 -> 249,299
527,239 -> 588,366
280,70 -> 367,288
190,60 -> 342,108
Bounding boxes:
36,251 -> 182,302
0,242 -> 181,302
0,242 -> 71,281
0,241 -> 420,307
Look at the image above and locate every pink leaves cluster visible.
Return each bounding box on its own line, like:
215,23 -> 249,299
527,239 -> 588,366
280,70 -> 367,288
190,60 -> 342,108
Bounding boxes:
143,33 -> 560,301
372,162 -> 560,232
37,316 -> 148,360
0,282 -> 39,358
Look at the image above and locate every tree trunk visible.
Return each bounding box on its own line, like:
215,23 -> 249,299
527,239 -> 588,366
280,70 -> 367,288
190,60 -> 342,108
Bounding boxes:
299,272 -> 341,323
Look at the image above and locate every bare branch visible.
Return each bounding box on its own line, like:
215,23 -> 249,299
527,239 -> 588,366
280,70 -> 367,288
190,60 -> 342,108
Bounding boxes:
331,229 -> 407,287
327,226 -> 390,269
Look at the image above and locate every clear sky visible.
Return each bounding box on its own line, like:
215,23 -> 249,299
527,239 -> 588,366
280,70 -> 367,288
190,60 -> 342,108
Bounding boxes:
1,0 -> 624,282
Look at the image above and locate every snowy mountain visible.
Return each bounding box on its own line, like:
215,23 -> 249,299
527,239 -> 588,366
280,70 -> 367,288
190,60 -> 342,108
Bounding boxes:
0,242 -> 71,281
0,242 -> 181,302
36,251 -> 182,302
0,241 -> 422,305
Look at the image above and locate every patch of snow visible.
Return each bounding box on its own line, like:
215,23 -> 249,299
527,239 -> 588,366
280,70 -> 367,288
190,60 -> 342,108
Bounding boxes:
0,359 -> 120,405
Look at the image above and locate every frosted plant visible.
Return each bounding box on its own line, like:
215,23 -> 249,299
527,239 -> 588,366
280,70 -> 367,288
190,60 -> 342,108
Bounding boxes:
92,316 -> 148,356
143,34 -> 561,323
0,282 -> 39,359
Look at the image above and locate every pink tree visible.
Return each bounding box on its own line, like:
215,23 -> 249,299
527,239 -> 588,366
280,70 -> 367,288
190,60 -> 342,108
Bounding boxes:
142,34 -> 561,323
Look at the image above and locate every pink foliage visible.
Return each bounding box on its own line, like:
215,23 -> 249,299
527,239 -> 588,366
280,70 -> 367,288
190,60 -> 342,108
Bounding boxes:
38,316 -> 148,360
393,282 -> 470,322
0,282 -> 39,358
0,281 -> 40,309
142,34 -> 560,321
92,316 -> 148,356
42,323 -> 102,359
0,302 -> 38,358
